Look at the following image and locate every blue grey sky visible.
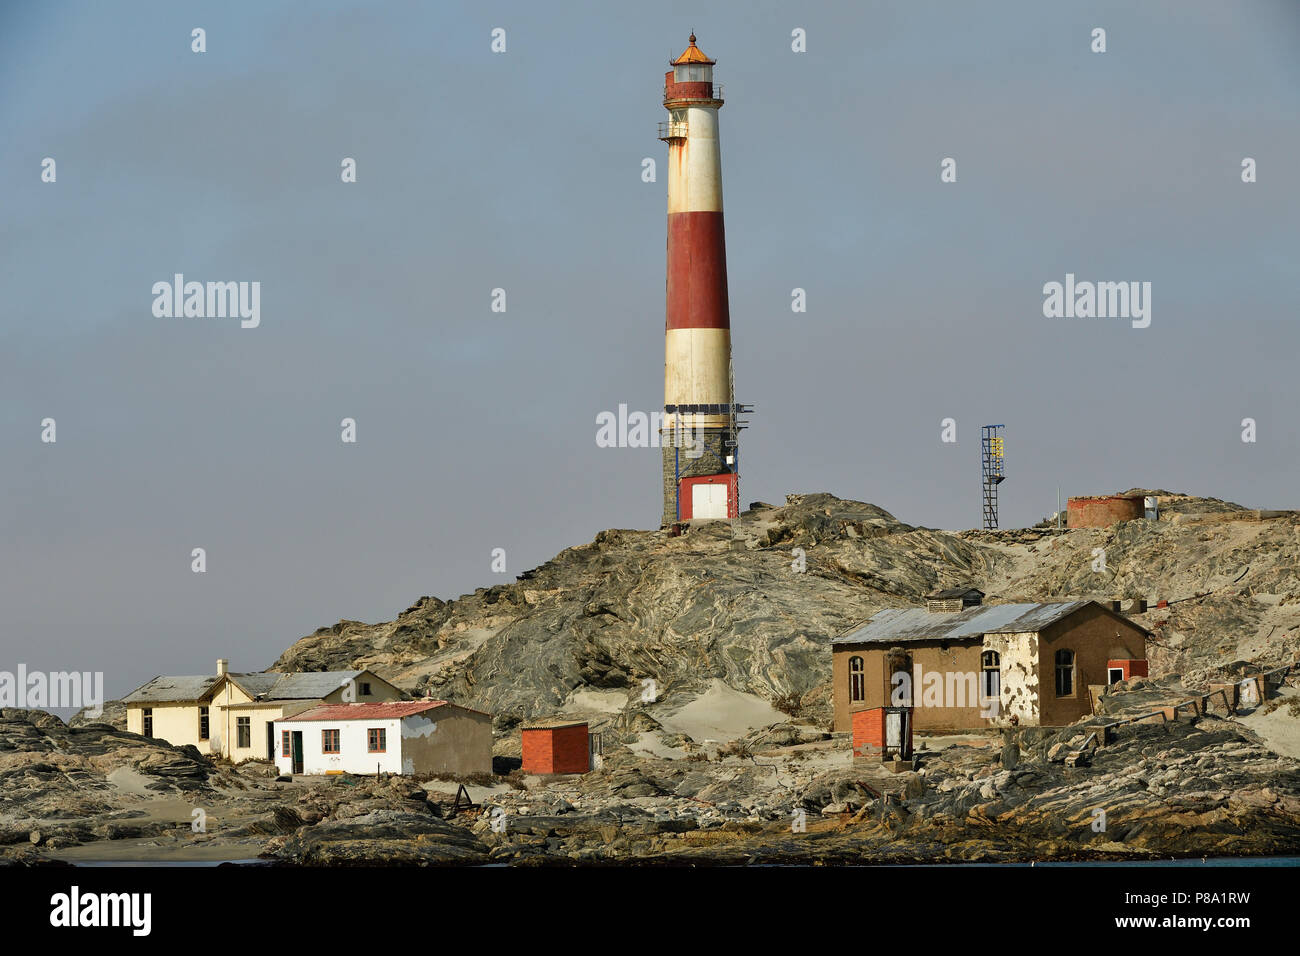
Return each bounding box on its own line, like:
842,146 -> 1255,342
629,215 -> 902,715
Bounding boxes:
2,1 -> 1297,701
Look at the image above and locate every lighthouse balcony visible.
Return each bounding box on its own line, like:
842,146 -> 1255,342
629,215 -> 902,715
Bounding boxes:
657,120 -> 689,141
662,81 -> 723,106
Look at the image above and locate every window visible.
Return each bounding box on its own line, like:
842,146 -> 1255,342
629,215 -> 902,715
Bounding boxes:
674,63 -> 711,83
236,717 -> 251,749
981,650 -> 1001,700
199,706 -> 209,740
282,730 -> 292,757
1055,649 -> 1075,697
367,728 -> 386,753
359,682 -> 371,697
142,708 -> 153,737
322,729 -> 340,754
848,656 -> 865,703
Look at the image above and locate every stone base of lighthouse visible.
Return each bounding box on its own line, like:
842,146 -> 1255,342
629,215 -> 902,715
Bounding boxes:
661,427 -> 739,527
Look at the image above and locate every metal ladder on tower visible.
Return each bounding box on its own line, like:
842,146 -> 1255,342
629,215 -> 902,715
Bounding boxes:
728,357 -> 739,543
981,425 -> 1006,530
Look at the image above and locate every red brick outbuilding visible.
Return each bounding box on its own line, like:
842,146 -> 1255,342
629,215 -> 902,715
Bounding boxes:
521,720 -> 590,775
852,706 -> 913,759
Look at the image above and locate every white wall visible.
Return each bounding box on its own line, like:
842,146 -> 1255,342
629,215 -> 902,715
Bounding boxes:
273,717 -> 403,775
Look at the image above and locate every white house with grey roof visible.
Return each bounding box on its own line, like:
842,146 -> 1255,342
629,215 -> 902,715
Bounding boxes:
122,659 -> 403,760
831,594 -> 1150,732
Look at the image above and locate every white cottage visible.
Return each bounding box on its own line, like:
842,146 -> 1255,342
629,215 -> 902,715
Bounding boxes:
273,699 -> 493,777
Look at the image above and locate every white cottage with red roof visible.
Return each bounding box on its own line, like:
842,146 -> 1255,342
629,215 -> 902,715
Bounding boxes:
273,699 -> 492,777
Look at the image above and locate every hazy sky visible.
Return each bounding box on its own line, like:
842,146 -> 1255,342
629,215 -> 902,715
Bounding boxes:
2,1 -> 1297,701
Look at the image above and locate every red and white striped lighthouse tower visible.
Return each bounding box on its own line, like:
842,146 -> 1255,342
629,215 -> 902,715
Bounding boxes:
659,34 -> 747,528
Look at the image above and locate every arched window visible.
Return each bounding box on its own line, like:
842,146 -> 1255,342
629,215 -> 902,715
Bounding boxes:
849,656 -> 865,703
1055,649 -> 1075,697
981,650 -> 1001,700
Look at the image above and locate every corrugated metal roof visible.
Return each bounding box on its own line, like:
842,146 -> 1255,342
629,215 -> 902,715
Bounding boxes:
121,675 -> 221,703
522,719 -> 589,731
833,601 -> 1091,646
261,670 -> 366,700
223,673 -> 279,697
126,669 -> 374,704
281,700 -> 448,722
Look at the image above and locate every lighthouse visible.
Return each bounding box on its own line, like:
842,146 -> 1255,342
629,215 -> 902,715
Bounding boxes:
659,34 -> 747,528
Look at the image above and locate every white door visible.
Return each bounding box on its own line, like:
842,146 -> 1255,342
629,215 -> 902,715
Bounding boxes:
691,482 -> 728,519
885,711 -> 902,748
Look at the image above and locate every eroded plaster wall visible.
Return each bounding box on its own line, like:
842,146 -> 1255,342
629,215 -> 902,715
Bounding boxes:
983,631 -> 1040,727
399,706 -> 493,776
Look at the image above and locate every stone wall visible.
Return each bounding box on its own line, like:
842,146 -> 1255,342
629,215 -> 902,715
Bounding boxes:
1067,494 -> 1144,528
660,426 -> 736,527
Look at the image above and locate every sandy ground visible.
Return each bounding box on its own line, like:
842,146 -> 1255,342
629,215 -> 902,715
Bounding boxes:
44,776 -> 323,864
1237,687 -> 1300,759
46,793 -> 270,864
652,680 -> 789,743
628,731 -> 688,760
563,688 -> 630,713
105,766 -> 163,796
423,779 -> 514,804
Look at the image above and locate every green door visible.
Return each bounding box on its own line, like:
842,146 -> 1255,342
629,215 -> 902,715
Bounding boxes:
291,731 -> 304,775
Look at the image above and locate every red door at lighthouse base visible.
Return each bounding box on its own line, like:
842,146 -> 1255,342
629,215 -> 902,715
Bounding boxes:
679,474 -> 738,521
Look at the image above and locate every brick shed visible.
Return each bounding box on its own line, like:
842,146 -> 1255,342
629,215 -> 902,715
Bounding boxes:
521,720 -> 589,775
1106,658 -> 1149,683
852,706 -> 913,759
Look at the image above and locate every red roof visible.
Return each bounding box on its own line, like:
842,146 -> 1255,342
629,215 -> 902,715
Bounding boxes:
282,700 -> 449,722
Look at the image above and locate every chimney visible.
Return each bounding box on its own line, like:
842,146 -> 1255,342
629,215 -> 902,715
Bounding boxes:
216,658 -> 228,676
925,589 -> 984,613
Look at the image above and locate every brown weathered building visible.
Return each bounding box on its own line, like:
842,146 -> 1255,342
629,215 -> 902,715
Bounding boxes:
831,593 -> 1149,733
1067,494 -> 1144,528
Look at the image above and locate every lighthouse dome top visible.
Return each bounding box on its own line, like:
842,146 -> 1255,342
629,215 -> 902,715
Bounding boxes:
672,33 -> 715,65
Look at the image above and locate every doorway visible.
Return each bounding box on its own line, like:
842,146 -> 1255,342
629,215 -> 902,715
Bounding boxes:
1107,667 -> 1124,685
691,482 -> 729,520
291,731 -> 304,774
885,649 -> 913,707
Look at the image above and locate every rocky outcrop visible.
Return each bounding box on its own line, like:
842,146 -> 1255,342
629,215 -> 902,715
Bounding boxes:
266,810 -> 488,865
68,699 -> 126,731
269,492 -> 1300,730
0,709 -> 217,856
11,491 -> 1299,866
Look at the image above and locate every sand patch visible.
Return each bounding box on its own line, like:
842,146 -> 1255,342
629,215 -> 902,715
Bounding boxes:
423,780 -> 512,804
106,766 -> 158,797
563,688 -> 629,714
653,680 -> 787,744
1238,687 -> 1300,759
627,732 -> 687,760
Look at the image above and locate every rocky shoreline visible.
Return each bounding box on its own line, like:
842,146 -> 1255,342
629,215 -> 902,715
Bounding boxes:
6,687 -> 1299,866
7,492 -> 1298,867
